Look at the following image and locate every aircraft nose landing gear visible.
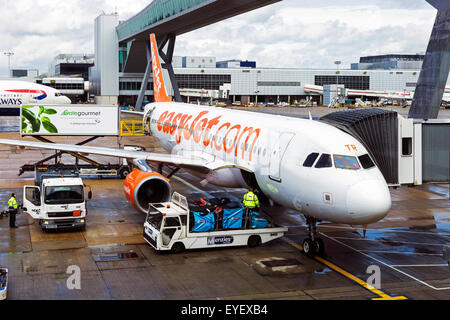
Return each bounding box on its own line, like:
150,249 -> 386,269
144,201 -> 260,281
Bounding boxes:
302,216 -> 325,256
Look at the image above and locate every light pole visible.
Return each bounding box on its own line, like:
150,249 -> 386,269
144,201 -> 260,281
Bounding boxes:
4,51 -> 14,77
256,70 -> 261,105
334,60 -> 342,86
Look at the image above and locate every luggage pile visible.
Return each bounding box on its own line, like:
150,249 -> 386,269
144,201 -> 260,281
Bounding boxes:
189,197 -> 269,232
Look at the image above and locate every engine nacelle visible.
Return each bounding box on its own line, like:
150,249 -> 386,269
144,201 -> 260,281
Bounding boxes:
124,169 -> 171,213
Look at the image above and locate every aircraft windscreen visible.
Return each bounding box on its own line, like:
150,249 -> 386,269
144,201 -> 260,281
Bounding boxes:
334,155 -> 361,170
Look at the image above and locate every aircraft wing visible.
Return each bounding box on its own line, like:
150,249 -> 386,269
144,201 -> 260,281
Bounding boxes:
0,139 -> 253,173
121,110 -> 145,116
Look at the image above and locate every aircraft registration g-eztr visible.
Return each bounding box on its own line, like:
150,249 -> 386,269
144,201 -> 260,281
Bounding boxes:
0,80 -> 71,116
0,34 -> 392,255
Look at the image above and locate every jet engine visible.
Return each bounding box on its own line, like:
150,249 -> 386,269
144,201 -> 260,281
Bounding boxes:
124,169 -> 172,213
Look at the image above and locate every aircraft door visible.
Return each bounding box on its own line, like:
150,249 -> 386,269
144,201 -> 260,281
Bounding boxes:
269,131 -> 295,182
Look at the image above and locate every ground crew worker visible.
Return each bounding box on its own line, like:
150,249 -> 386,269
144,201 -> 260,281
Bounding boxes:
243,188 -> 260,228
243,188 -> 260,211
8,193 -> 19,228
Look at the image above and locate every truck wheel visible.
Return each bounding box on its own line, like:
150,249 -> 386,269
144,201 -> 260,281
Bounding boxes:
172,242 -> 185,254
119,167 -> 131,179
248,235 -> 261,248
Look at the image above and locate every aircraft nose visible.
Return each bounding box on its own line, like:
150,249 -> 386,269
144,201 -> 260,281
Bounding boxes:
346,180 -> 391,224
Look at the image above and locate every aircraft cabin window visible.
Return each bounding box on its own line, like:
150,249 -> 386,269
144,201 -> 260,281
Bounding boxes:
315,154 -> 332,168
334,155 -> 361,170
358,154 -> 376,169
303,153 -> 319,167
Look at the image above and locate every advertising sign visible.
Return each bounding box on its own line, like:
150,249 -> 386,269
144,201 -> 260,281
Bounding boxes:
21,105 -> 120,136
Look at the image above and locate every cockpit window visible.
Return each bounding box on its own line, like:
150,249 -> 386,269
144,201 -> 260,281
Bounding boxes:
55,92 -> 61,97
334,155 -> 361,170
315,154 -> 332,168
359,154 -> 376,169
303,153 -> 319,167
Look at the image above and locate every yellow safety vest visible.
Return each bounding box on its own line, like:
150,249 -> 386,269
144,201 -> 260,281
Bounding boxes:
8,197 -> 18,210
243,192 -> 259,209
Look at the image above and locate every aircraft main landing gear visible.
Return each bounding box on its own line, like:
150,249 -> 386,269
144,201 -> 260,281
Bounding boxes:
302,216 -> 325,256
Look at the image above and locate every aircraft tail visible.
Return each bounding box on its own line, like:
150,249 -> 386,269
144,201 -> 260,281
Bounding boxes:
150,34 -> 172,103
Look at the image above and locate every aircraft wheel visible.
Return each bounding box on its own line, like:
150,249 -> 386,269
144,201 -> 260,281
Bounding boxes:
302,238 -> 315,256
314,238 -> 325,256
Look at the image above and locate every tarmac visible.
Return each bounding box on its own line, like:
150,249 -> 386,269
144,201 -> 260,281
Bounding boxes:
0,107 -> 449,300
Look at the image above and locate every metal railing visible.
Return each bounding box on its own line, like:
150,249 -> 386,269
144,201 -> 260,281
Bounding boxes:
120,120 -> 149,136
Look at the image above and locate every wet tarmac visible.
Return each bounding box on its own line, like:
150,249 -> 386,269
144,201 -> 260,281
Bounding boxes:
0,112 -> 449,300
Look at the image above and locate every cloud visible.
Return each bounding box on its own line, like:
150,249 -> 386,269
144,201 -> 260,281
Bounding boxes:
0,0 -> 438,76
175,0 -> 437,69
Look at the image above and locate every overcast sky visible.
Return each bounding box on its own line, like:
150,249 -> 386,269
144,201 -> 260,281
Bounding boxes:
0,0 -> 438,76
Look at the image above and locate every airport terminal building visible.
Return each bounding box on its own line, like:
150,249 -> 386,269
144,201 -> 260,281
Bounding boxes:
89,12 -> 450,107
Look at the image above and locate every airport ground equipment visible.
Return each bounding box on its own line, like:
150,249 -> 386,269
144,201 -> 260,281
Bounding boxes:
19,141 -> 143,179
0,210 -> 8,219
22,168 -> 92,231
0,267 -> 8,300
18,104 -> 140,179
143,192 -> 288,253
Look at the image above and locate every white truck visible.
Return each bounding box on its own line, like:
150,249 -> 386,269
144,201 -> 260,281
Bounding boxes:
143,192 -> 288,253
22,169 -> 92,231
0,267 -> 7,300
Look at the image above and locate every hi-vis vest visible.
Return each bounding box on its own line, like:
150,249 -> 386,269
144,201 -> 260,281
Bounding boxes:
8,197 -> 18,209
243,192 -> 259,209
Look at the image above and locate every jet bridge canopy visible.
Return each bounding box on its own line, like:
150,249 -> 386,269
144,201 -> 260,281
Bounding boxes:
320,109 -> 399,185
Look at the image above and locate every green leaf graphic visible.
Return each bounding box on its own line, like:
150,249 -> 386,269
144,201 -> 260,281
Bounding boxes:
42,120 -> 58,134
43,109 -> 57,115
38,106 -> 45,118
22,109 -> 41,133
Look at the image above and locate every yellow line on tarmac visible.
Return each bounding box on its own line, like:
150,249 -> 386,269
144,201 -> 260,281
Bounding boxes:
285,240 -> 408,301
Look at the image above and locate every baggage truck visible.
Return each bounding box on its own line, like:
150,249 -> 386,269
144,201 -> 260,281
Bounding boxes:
143,192 -> 288,253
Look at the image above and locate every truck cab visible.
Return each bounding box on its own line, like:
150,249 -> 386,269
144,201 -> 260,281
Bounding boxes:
22,169 -> 91,231
144,192 -> 288,253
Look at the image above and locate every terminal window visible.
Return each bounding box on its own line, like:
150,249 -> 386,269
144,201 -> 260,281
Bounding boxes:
315,75 -> 369,90
175,74 -> 231,90
257,81 -> 301,87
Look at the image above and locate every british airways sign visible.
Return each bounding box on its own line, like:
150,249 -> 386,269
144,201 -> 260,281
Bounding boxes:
0,98 -> 22,105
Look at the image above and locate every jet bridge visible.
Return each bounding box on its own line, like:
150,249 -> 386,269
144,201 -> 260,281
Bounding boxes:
321,108 -> 450,186
320,109 -> 399,185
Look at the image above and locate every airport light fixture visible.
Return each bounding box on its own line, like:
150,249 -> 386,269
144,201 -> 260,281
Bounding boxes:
3,51 -> 14,77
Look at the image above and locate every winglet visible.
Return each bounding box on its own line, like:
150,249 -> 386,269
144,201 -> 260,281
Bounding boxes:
150,34 -> 172,103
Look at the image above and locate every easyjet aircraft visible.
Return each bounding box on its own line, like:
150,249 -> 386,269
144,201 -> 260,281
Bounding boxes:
0,80 -> 71,116
0,34 -> 391,255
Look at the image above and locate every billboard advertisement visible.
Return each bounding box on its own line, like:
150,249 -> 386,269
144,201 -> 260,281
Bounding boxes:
21,105 -> 120,136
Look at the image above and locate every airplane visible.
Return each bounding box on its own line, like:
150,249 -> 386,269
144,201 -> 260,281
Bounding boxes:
0,34 -> 392,255
305,84 -> 450,106
0,80 -> 71,116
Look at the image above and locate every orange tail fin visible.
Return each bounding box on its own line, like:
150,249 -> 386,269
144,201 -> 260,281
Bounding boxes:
150,34 -> 172,103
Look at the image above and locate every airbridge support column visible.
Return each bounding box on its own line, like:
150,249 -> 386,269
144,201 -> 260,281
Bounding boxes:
409,0 -> 450,119
135,43 -> 153,111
